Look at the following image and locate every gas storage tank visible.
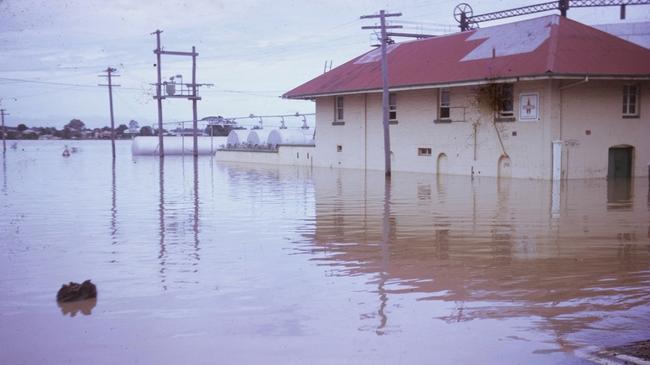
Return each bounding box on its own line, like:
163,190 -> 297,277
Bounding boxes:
246,129 -> 272,147
267,129 -> 314,146
131,136 -> 225,156
226,129 -> 250,147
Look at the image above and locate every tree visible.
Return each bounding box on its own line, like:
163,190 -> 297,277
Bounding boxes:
65,119 -> 85,131
128,120 -> 139,130
17,123 -> 28,132
116,124 -> 128,135
139,126 -> 153,136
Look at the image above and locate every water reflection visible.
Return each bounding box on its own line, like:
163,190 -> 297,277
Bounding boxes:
192,156 -> 200,267
2,141 -> 649,363
303,169 -> 650,348
57,298 -> 97,317
158,157 -> 167,290
1,152 -> 6,195
375,176 -> 391,335
110,158 -> 117,250
157,156 -> 202,290
607,177 -> 633,210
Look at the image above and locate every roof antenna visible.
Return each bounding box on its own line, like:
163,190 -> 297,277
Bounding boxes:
323,60 -> 333,74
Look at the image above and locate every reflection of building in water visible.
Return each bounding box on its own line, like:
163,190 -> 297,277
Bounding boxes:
302,168 -> 650,342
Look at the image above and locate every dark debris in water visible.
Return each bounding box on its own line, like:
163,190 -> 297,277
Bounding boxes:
56,280 -> 97,302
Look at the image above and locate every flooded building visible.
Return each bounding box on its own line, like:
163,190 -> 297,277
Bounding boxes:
284,15 -> 650,179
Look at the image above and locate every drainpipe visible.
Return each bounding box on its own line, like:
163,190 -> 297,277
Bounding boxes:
558,76 -> 589,140
364,94 -> 368,171
556,76 -> 589,179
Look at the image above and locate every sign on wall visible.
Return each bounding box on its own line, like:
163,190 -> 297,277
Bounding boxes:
519,93 -> 539,121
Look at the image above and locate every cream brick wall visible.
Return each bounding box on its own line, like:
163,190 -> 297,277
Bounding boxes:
559,80 -> 649,179
311,80 -> 649,179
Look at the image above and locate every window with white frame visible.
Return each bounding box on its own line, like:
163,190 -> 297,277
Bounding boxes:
439,88 -> 450,120
389,93 -> 397,121
623,85 -> 640,117
335,96 -> 344,121
499,83 -> 514,118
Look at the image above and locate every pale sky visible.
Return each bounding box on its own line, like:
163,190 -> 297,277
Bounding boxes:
1,0 -> 649,129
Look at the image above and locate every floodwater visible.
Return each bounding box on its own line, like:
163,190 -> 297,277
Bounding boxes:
1,140 -> 649,364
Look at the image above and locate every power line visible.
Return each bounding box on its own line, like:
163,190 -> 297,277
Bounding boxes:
0,76 -> 143,91
0,76 -> 282,99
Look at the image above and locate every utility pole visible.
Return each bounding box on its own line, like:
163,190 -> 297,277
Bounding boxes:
191,46 -> 198,157
153,30 -> 165,158
151,30 -> 205,157
99,67 -> 120,158
361,10 -> 402,177
0,108 -> 8,154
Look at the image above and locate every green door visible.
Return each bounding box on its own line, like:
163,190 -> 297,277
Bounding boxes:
608,147 -> 633,178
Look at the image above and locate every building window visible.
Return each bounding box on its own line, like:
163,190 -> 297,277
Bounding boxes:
439,89 -> 450,120
623,85 -> 640,117
335,96 -> 344,121
389,93 -> 397,122
418,148 -> 432,156
337,145 -> 342,152
498,83 -> 514,118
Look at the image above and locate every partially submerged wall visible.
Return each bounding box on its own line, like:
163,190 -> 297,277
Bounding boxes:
215,145 -> 315,167
313,81 -> 554,179
311,80 -> 649,179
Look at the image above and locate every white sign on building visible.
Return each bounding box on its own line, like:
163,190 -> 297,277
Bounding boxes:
519,93 -> 539,121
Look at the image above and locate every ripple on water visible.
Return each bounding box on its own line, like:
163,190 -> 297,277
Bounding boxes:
0,140 -> 648,364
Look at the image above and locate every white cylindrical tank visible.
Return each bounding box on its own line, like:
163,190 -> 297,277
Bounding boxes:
131,136 -> 227,156
226,129 -> 249,147
246,129 -> 272,147
267,129 -> 314,145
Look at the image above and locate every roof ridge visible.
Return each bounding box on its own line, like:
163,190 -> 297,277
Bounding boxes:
545,17 -> 560,73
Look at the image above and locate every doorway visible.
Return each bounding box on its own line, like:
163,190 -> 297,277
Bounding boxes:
608,146 -> 633,178
437,153 -> 448,175
498,155 -> 512,179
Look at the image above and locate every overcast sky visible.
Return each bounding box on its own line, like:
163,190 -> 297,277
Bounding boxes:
1,0 -> 649,129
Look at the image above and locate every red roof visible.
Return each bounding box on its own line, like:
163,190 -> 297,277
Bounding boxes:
284,15 -> 650,99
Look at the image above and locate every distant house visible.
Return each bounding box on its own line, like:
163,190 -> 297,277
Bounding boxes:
284,15 -> 650,179
172,127 -> 205,137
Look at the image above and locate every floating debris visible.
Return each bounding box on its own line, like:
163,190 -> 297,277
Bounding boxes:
56,280 -> 97,302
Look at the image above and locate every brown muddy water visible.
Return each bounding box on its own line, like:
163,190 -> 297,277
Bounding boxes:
1,140 -> 649,364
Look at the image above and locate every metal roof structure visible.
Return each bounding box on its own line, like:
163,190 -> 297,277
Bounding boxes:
283,15 -> 650,99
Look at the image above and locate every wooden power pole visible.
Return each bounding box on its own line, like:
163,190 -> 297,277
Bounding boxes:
361,10 -> 402,177
152,30 -> 165,158
99,67 -> 120,158
191,46 -> 198,157
151,30 -> 204,157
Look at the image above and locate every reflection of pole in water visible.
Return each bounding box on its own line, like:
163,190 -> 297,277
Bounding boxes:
376,176 -> 392,335
110,158 -> 118,250
158,158 -> 167,290
1,152 -> 6,195
192,156 -> 200,266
